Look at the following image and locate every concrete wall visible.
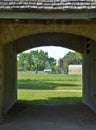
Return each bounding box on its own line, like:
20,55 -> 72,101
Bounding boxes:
15,33 -> 85,54
0,44 -> 17,122
3,44 -> 17,114
1,20 -> 96,46
83,40 -> 96,111
0,46 -> 4,122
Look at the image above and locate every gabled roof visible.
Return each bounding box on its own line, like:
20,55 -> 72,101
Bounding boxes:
0,0 -> 96,11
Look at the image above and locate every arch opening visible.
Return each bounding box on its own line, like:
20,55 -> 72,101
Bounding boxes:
17,44 -> 83,104
14,32 -> 84,104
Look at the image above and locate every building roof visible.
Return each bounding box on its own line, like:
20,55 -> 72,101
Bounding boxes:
0,0 -> 96,11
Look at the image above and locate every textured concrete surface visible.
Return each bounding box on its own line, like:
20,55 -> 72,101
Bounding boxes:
0,0 -> 96,10
0,103 -> 96,130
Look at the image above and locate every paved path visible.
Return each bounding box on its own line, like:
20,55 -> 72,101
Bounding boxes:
0,103 -> 96,130
20,89 -> 82,92
50,90 -> 82,92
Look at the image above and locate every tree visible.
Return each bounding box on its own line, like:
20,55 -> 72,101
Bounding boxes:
17,50 -> 57,72
17,50 -> 49,72
17,53 -> 28,70
49,57 -> 56,71
62,52 -> 82,72
30,50 -> 48,72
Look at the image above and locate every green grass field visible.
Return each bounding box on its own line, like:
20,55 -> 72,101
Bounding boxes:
17,73 -> 82,103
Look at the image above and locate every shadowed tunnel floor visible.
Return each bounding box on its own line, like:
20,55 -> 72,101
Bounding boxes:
1,103 -> 96,130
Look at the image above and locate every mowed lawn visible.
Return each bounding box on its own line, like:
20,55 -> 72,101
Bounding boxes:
17,73 -> 82,103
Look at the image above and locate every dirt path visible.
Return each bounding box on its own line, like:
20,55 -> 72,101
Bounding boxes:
50,90 -> 82,92
0,103 -> 96,130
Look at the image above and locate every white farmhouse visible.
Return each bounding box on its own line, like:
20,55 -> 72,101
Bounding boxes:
68,65 -> 82,74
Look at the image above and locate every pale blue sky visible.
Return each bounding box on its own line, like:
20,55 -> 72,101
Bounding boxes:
24,46 -> 74,60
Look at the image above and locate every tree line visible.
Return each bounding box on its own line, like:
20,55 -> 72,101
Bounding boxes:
17,50 -> 82,73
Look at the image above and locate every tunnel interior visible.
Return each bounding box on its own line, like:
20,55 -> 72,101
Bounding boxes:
2,30 -> 96,118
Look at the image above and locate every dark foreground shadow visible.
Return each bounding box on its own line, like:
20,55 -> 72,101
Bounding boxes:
17,79 -> 81,90
18,97 -> 83,104
4,99 -> 96,130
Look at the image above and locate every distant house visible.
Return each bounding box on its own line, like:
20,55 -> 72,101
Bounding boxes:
68,65 -> 82,74
68,60 -> 82,74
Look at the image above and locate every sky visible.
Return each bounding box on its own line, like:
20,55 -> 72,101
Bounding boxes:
24,46 -> 75,60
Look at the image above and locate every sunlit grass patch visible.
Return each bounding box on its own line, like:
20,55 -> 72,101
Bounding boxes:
17,73 -> 82,90
18,90 -> 82,103
17,73 -> 82,103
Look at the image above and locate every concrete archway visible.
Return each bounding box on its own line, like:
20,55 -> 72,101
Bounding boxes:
1,21 -> 96,122
15,32 -> 85,54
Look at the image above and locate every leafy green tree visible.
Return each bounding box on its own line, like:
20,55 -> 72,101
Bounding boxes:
17,50 -> 57,72
24,53 -> 33,70
17,53 -> 28,70
49,57 -> 56,71
17,50 -> 49,72
63,52 -> 82,72
29,50 -> 48,72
